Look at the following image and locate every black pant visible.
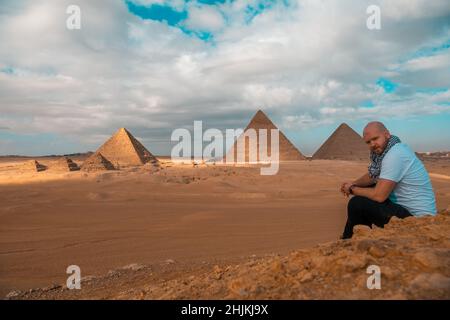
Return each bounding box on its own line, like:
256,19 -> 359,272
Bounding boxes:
342,196 -> 412,239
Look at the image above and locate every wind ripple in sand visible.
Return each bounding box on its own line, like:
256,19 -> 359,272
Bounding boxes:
0,248 -> 36,255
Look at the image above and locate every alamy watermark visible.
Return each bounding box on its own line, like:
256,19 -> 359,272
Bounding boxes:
65,5 -> 380,31
171,121 -> 280,175
66,5 -> 81,30
66,265 -> 81,289
366,265 -> 381,290
366,5 -> 381,30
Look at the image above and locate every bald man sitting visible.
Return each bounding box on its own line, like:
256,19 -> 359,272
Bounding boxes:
340,121 -> 436,239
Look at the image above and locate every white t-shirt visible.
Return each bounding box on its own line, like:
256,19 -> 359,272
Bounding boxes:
380,143 -> 436,216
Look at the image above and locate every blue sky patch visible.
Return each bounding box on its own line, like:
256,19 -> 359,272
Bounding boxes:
416,87 -> 448,94
376,78 -> 398,93
125,0 -> 220,41
360,100 -> 375,108
125,0 -> 187,27
180,27 -> 214,42
397,38 -> 450,65
245,0 -> 278,24
197,0 -> 227,5
409,38 -> 450,59
125,0 -> 288,41
1,66 -> 15,75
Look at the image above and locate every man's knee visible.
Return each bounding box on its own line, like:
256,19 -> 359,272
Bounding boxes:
347,196 -> 368,215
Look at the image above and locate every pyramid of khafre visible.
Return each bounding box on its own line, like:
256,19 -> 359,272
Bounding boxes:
81,152 -> 115,171
52,156 -> 80,171
225,110 -> 306,162
312,123 -> 368,160
94,128 -> 159,169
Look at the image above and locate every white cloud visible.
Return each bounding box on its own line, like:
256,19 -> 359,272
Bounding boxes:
0,0 -> 449,155
243,84 -> 293,109
402,53 -> 450,71
380,0 -> 450,20
184,5 -> 225,32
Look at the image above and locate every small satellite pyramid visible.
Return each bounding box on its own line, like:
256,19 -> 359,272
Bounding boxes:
23,160 -> 46,172
225,110 -> 305,162
81,152 -> 115,171
312,123 -> 368,160
52,156 -> 80,171
91,128 -> 159,169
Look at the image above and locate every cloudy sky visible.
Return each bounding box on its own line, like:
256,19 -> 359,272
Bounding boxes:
0,0 -> 449,156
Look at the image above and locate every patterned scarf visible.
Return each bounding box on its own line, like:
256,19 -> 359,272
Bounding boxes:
368,135 -> 401,180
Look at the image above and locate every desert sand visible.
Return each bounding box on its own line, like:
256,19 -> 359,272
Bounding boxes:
0,156 -> 449,299
13,209 -> 449,300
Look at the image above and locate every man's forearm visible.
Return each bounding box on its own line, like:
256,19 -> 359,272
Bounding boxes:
352,173 -> 375,187
351,186 -> 377,200
351,178 -> 396,203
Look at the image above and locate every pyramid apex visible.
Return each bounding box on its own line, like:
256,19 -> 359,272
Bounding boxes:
250,109 -> 270,121
334,123 -> 355,133
246,109 -> 274,129
115,127 -> 132,137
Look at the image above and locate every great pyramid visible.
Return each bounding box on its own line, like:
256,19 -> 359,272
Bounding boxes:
22,160 -> 46,172
225,110 -> 306,162
92,128 -> 159,169
81,152 -> 115,172
312,123 -> 368,160
52,156 -> 80,171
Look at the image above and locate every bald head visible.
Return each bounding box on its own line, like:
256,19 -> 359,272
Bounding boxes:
364,121 -> 389,135
363,121 -> 391,155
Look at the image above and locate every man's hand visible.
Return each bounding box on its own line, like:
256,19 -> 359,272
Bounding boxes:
340,182 -> 354,197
